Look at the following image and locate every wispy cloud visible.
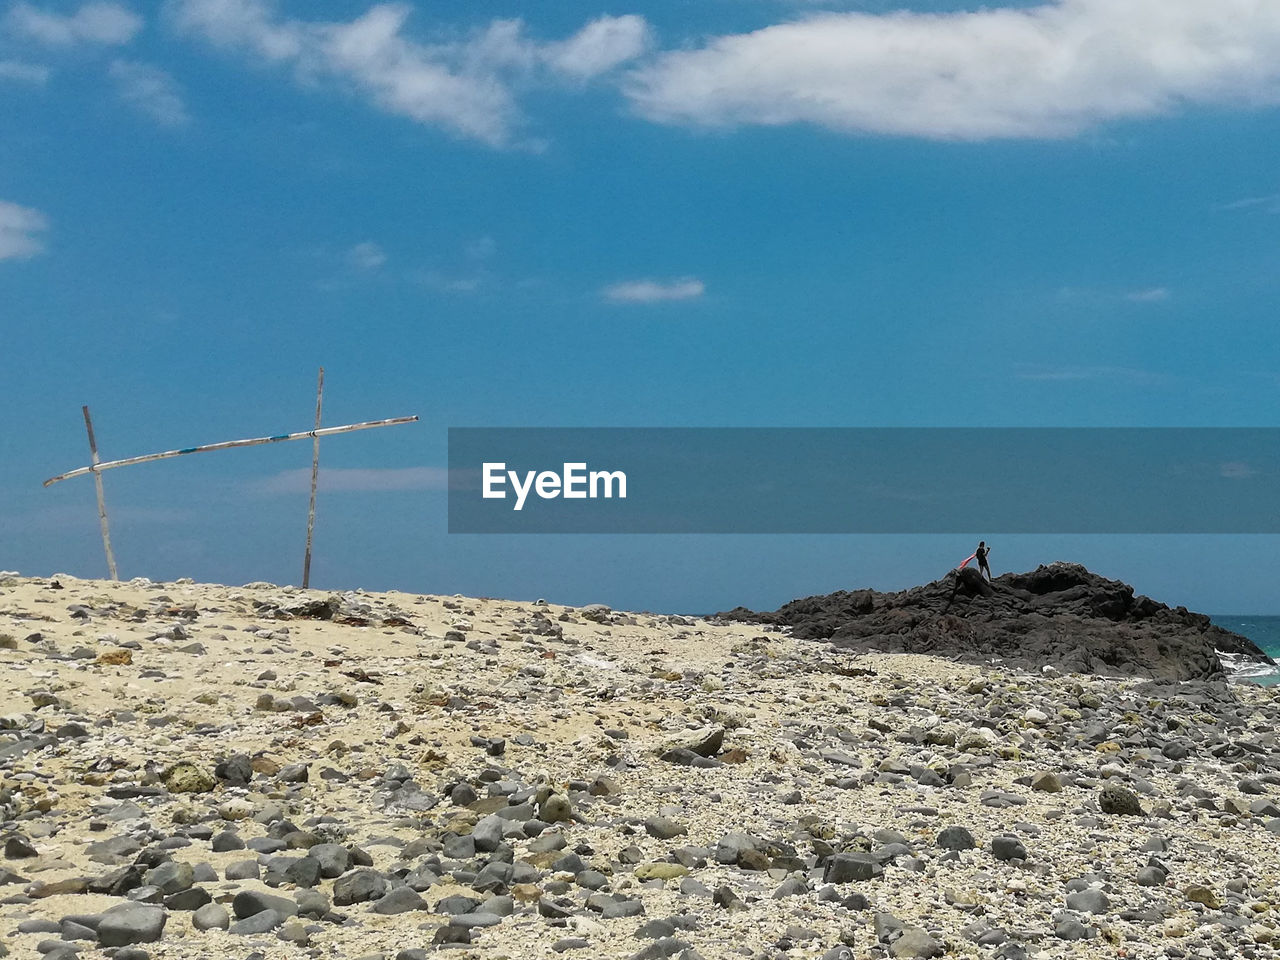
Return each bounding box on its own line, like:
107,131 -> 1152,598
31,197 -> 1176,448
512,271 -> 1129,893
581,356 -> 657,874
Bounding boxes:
7,1 -> 142,46
1055,284 -> 1171,305
628,0 -> 1280,140
256,466 -> 448,495
0,199 -> 49,261
108,60 -> 189,125
1124,287 -> 1170,303
411,269 -> 484,294
1220,461 -> 1257,479
603,277 -> 705,303
1215,192 -> 1280,213
465,235 -> 496,261
0,60 -> 50,84
346,241 -> 386,271
169,1 -> 650,147
1015,364 -> 1166,385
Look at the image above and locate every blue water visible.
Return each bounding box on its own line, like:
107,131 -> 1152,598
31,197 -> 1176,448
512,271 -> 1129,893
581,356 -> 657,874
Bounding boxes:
1210,615 -> 1280,685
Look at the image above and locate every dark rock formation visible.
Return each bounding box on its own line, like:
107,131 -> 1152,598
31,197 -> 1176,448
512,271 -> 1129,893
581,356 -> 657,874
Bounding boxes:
720,562 -> 1272,681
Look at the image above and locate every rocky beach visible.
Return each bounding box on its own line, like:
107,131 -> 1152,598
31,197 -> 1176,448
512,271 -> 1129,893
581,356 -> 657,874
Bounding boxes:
2,567 -> 1280,960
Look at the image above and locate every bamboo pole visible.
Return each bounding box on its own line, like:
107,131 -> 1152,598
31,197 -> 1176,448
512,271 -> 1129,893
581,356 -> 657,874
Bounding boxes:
44,416 -> 418,487
302,367 -> 324,589
82,405 -> 119,581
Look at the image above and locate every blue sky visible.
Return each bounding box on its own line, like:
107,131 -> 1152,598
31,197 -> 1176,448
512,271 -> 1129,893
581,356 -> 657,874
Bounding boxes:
3,0 -> 1280,613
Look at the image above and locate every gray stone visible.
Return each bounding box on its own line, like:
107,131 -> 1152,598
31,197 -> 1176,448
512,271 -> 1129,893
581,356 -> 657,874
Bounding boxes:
712,885 -> 746,911
630,937 -> 692,960
224,859 -> 259,881
471,815 -> 505,852
86,836 -> 142,865
824,853 -> 881,883
1055,918 -> 1092,940
891,928 -> 944,959
875,912 -> 904,941
662,725 -> 724,758
164,886 -> 211,911
772,876 -> 808,898
215,753 -> 253,785
451,911 -> 502,928
372,886 -> 427,915
537,896 -> 574,919
211,832 -> 244,852
432,924 -> 471,944
1099,784 -> 1143,817
228,909 -> 283,935
1031,772 -> 1063,792
144,861 -> 193,896
539,794 -> 573,823
61,920 -> 96,941
192,903 -> 230,931
333,868 -> 389,905
306,843 -> 350,878
285,857 -> 321,888
277,919 -> 309,945
1065,889 -> 1110,915
296,888 -> 330,920
96,903 -> 167,947
636,919 -> 677,939
442,834 -> 475,860
991,836 -> 1027,861
936,826 -> 976,851
1136,866 -> 1167,887
232,890 -> 297,919
713,832 -> 756,865
577,869 -> 608,890
4,835 -> 37,858
645,817 -> 688,840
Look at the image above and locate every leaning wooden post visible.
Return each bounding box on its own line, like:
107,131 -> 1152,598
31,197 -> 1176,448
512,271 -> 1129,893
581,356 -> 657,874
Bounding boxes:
302,367 -> 324,589
81,405 -> 119,581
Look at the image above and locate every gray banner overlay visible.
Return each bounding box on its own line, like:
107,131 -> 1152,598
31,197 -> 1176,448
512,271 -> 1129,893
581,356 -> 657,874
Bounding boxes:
448,428 -> 1280,533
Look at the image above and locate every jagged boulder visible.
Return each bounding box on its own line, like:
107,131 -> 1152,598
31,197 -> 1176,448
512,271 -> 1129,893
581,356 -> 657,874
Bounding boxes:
721,562 -> 1272,681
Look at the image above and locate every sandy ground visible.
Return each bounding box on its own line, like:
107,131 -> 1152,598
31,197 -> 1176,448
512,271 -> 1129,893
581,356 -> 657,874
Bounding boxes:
1,573 -> 1278,959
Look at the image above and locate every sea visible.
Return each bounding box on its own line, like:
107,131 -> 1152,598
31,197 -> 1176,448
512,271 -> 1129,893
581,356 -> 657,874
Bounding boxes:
1210,615 -> 1280,686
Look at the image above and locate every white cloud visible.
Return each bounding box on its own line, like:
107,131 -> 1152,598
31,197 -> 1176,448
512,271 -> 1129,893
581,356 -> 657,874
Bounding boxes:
0,199 -> 49,261
109,60 -> 189,125
346,240 -> 386,270
168,1 -> 649,147
257,466 -> 448,494
544,14 -> 650,80
1125,286 -> 1170,302
8,1 -> 141,46
603,277 -> 705,303
627,0 -> 1280,140
0,60 -> 50,83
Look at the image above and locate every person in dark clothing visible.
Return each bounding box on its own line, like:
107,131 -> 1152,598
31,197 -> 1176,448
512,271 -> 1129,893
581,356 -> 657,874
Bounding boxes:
975,541 -> 992,581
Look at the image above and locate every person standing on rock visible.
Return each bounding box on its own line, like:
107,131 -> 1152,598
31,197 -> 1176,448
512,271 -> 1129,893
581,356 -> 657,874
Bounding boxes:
975,541 -> 992,581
